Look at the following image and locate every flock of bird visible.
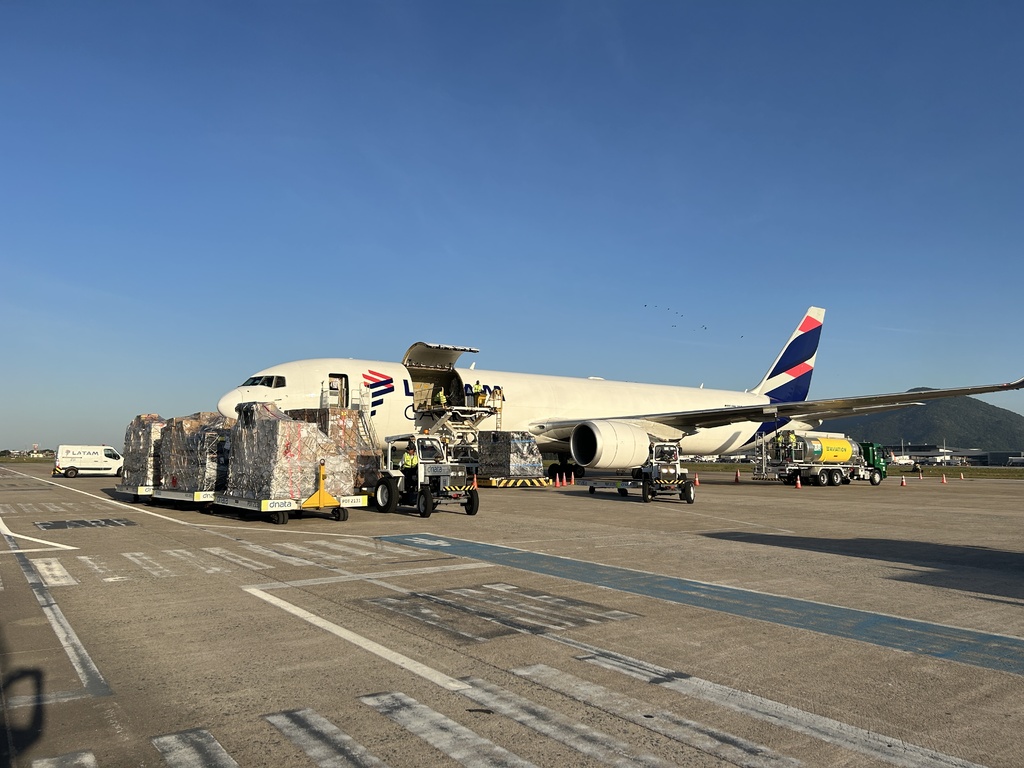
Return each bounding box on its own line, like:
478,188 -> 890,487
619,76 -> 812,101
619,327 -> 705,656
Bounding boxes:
644,304 -> 743,338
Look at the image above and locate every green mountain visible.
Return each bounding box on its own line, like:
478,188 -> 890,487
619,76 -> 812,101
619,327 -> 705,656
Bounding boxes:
820,391 -> 1024,451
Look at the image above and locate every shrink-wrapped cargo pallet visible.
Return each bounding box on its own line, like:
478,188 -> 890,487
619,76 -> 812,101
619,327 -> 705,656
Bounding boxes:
226,403 -> 375,501
478,431 -> 544,477
123,414 -> 165,487
159,412 -> 235,492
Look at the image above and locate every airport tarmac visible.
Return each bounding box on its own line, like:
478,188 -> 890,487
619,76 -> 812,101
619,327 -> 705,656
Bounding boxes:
2,462 -> 1023,767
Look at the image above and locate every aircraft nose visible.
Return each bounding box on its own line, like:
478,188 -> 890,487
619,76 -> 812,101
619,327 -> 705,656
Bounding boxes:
217,390 -> 241,419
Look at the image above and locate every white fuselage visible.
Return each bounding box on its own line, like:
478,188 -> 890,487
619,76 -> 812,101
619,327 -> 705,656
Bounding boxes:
217,358 -> 780,456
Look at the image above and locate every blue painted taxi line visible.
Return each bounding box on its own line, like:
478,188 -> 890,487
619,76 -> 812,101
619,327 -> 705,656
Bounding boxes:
379,534 -> 1024,677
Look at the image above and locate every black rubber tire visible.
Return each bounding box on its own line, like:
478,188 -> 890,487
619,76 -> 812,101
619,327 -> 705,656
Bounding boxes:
65,467 -> 78,479
273,510 -> 288,525
680,480 -> 696,504
641,478 -> 652,503
617,487 -> 628,497
830,469 -> 843,487
374,476 -> 399,514
588,486 -> 596,495
869,469 -> 882,486
332,507 -> 347,521
116,467 -> 123,477
463,489 -> 479,516
417,488 -> 433,518
817,469 -> 829,487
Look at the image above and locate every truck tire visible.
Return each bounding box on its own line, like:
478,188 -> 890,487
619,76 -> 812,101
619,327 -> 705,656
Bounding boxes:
829,469 -> 843,486
65,467 -> 78,479
817,469 -> 829,487
417,488 -> 433,518
641,478 -> 652,503
373,476 -> 398,514
463,489 -> 479,516
869,469 -> 882,486
680,480 -> 696,504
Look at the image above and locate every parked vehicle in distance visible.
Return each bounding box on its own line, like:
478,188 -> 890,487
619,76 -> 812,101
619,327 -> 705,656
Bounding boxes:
53,445 -> 124,478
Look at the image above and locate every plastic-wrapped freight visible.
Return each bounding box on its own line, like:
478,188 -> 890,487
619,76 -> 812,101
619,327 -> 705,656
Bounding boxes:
227,403 -> 376,501
159,412 -> 235,492
286,407 -> 381,490
478,431 -> 544,478
123,414 -> 165,487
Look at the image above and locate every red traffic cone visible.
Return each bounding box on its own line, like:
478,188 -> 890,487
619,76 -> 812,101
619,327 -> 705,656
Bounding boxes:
694,473 -> 700,487
554,474 -> 561,488
734,469 -> 741,483
795,475 -> 802,489
900,476 -> 907,486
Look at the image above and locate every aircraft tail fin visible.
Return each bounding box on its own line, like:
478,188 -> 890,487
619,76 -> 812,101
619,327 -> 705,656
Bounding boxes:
750,307 -> 825,402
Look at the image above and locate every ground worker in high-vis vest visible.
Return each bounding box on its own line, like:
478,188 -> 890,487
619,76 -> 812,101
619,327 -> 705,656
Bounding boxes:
473,380 -> 484,406
401,442 -> 419,490
434,388 -> 447,408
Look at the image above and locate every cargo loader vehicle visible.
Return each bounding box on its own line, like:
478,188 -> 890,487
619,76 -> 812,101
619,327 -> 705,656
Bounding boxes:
755,430 -> 887,486
586,441 -> 696,503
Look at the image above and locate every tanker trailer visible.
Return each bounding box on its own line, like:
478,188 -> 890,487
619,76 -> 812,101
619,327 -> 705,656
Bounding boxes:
767,431 -> 886,487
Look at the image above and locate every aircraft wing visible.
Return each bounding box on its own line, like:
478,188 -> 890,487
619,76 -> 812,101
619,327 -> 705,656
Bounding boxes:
531,375 -> 1024,437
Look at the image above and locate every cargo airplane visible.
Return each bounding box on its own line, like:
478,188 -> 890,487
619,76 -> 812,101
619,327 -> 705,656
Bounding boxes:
217,307 -> 1024,476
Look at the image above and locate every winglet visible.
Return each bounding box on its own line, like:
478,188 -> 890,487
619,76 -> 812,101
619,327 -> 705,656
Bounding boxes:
750,307 -> 825,402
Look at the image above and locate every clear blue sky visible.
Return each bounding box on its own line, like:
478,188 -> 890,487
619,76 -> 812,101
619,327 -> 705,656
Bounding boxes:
2,1 -> 1023,451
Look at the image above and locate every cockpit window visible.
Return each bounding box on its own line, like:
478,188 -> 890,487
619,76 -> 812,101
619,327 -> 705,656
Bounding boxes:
242,375 -> 286,388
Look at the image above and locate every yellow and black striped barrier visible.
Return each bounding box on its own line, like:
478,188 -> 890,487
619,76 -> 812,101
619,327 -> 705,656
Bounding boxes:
479,477 -> 552,488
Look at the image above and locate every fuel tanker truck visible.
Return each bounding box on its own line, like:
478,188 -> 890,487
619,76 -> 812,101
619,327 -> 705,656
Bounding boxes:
757,430 -> 888,487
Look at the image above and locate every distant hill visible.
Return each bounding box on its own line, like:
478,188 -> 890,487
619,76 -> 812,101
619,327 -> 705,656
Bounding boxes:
820,391 -> 1024,451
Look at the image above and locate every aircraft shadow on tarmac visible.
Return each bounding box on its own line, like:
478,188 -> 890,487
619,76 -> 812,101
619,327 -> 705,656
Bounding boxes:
702,532 -> 1024,603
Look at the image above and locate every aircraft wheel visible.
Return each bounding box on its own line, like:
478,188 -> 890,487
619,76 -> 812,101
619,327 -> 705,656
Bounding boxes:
641,478 -> 652,503
463,489 -> 479,516
617,487 -> 628,497
680,480 -> 696,504
417,488 -> 433,518
374,476 -> 399,514
817,469 -> 829,487
869,469 -> 882,486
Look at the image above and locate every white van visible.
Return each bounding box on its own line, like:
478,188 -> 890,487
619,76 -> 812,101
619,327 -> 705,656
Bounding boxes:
54,445 -> 124,478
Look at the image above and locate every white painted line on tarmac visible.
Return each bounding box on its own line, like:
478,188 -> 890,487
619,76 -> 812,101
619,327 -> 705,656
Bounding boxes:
243,587 -> 471,692
122,552 -> 174,578
514,663 -> 800,768
247,562 -> 495,591
30,750 -> 99,767
151,728 -> 239,768
0,516 -> 78,553
574,641 -> 986,768
265,708 -> 392,767
458,677 -> 675,767
360,692 -> 537,768
30,558 -> 79,587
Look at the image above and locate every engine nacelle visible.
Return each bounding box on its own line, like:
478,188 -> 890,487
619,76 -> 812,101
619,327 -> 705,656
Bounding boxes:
570,420 -> 652,469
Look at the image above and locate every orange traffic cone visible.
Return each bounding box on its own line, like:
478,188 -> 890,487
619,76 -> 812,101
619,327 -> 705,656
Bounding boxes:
734,469 -> 741,483
960,473 -> 965,480
569,472 -> 575,486
694,473 -> 700,487
900,476 -> 907,486
554,474 -> 561,488
795,475 -> 802,489
472,473 -> 478,490
942,474 -> 947,484
919,471 -> 923,480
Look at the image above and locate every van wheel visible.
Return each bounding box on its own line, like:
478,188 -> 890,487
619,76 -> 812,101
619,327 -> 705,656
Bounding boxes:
65,467 -> 78,479
116,467 -> 123,477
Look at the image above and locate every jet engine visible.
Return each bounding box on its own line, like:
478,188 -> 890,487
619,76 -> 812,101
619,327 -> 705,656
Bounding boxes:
570,420 -> 652,469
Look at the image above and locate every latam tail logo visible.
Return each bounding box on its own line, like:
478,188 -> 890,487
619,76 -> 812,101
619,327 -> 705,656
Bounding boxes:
761,310 -> 824,404
363,369 -> 394,415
